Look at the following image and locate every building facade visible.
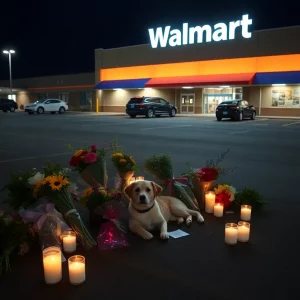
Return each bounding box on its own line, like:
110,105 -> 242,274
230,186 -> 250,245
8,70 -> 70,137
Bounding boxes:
1,23 -> 300,117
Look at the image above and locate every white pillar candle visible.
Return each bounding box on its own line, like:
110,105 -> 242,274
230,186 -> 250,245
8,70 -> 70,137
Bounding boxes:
62,231 -> 76,253
213,203 -> 224,217
238,221 -> 250,242
240,205 -> 252,221
68,255 -> 86,285
135,176 -> 144,182
205,191 -> 215,213
43,246 -> 62,284
225,223 -> 238,245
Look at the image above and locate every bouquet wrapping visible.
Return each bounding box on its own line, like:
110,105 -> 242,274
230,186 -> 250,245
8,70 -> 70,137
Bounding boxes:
144,154 -> 199,211
96,200 -> 129,250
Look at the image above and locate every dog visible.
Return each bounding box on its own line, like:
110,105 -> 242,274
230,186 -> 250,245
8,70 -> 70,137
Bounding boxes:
124,180 -> 204,240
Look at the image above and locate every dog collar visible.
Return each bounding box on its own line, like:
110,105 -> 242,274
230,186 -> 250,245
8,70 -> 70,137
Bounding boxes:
132,202 -> 155,213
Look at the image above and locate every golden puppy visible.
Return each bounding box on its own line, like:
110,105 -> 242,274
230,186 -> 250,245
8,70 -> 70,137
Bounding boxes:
124,180 -> 204,240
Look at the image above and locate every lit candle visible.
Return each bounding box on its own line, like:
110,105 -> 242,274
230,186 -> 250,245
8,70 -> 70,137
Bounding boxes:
129,177 -> 136,184
213,203 -> 224,217
240,205 -> 252,221
225,223 -> 238,245
205,191 -> 215,213
43,246 -> 62,284
135,176 -> 145,182
238,221 -> 250,242
62,231 -> 76,253
68,255 -> 86,285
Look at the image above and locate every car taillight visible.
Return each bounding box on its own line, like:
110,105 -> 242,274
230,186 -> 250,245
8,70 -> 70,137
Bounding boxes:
231,106 -> 239,110
216,106 -> 221,110
138,103 -> 144,107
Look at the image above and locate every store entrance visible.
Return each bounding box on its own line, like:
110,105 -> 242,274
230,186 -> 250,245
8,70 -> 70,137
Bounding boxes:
203,94 -> 232,114
181,94 -> 195,113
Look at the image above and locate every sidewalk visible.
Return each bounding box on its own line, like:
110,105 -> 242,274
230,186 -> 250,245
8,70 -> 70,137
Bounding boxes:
68,111 -> 300,119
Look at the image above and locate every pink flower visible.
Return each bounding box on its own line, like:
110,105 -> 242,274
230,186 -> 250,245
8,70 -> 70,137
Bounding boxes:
91,144 -> 97,152
84,152 -> 97,163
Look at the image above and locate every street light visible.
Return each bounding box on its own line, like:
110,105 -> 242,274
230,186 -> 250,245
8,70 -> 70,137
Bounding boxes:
3,49 -> 15,92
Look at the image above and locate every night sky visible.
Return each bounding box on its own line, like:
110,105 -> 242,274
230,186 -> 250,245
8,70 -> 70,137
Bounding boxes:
0,0 -> 299,80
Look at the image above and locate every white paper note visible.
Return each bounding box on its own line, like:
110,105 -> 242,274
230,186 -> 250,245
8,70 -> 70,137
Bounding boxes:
168,229 -> 190,239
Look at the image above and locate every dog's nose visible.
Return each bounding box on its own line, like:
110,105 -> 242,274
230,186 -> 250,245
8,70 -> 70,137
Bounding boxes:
139,194 -> 146,204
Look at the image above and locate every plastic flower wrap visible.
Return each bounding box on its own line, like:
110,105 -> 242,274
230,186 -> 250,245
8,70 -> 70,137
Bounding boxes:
144,154 -> 199,210
68,144 -> 108,189
95,200 -> 129,250
214,184 -> 236,209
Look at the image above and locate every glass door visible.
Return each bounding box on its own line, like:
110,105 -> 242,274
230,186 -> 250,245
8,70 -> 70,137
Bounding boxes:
181,94 -> 195,113
203,95 -> 232,114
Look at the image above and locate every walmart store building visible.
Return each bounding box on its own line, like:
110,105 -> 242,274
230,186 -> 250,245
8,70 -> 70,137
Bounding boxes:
1,16 -> 300,117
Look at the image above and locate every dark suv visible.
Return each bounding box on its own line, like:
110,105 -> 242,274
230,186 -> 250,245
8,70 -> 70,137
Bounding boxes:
126,96 -> 177,118
216,100 -> 256,121
0,98 -> 18,112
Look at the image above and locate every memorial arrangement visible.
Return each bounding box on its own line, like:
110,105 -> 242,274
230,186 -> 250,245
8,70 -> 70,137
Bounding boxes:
0,139 -> 267,282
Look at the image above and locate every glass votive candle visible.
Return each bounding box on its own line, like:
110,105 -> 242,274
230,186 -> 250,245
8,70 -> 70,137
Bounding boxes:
237,221 -> 251,242
205,191 -> 215,213
240,205 -> 252,221
213,203 -> 224,217
225,223 -> 238,245
135,176 -> 145,181
43,246 -> 62,284
62,230 -> 76,253
68,255 -> 86,285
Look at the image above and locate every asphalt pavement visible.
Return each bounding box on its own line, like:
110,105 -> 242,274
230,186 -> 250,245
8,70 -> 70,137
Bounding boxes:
0,111 -> 300,299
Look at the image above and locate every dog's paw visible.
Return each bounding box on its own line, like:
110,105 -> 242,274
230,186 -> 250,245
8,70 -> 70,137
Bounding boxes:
160,232 -> 169,240
177,217 -> 184,224
197,215 -> 205,223
186,215 -> 192,226
141,232 -> 153,240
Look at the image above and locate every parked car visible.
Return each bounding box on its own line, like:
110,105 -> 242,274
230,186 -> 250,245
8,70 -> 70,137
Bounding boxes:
0,98 -> 18,112
24,99 -> 68,114
215,100 -> 256,121
126,96 -> 177,118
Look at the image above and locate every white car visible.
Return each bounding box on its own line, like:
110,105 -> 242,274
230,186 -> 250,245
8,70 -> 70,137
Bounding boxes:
24,99 -> 68,114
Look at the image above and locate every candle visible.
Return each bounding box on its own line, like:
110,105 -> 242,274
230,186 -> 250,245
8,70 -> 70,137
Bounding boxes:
205,191 -> 215,213
62,231 -> 76,253
135,176 -> 145,181
238,221 -> 250,242
68,255 -> 86,285
225,223 -> 238,245
129,177 -> 136,184
43,246 -> 62,284
240,205 -> 252,221
213,203 -> 224,217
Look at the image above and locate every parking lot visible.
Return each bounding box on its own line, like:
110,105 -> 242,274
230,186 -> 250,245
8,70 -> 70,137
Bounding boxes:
1,112 -> 300,298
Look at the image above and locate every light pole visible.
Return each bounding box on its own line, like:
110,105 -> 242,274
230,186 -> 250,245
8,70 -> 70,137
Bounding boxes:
3,49 -> 15,93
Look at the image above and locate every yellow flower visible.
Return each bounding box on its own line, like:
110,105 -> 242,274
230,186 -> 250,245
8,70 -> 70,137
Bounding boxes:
214,184 -> 230,195
33,178 -> 48,198
82,188 -> 94,198
112,152 -> 123,159
119,158 -> 127,163
98,187 -> 107,196
47,175 -> 69,191
74,150 -> 84,157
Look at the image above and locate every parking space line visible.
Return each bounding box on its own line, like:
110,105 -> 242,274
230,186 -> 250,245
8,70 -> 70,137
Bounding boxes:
281,121 -> 300,127
229,130 -> 249,134
140,125 -> 193,131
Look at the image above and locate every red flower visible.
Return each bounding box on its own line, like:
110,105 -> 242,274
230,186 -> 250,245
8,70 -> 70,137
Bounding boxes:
84,152 -> 97,163
91,144 -> 97,152
216,192 -> 231,208
196,167 -> 219,182
69,155 -> 81,167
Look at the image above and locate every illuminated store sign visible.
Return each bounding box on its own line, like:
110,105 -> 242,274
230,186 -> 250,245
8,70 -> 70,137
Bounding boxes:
148,14 -> 252,48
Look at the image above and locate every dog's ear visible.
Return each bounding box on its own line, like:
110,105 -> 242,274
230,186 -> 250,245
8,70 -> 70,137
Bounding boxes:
151,181 -> 163,198
124,182 -> 135,200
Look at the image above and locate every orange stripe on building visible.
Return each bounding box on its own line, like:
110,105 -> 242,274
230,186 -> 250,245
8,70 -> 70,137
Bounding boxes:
100,54 -> 300,81
28,84 -> 94,91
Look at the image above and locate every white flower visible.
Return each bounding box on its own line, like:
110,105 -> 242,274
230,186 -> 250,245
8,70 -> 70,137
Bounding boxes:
28,172 -> 44,186
67,183 -> 78,195
229,186 -> 236,201
60,168 -> 71,175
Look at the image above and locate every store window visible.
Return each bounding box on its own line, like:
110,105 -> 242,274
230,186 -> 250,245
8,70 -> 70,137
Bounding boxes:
38,93 -> 47,100
271,86 -> 300,108
59,93 -> 69,103
80,92 -> 93,106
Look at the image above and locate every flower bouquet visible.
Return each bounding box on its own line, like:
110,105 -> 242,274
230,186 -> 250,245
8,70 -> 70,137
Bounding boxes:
111,138 -> 138,192
32,163 -> 96,250
0,211 -> 36,274
68,144 -> 108,189
183,149 -> 234,209
144,153 -> 199,210
214,184 -> 236,209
